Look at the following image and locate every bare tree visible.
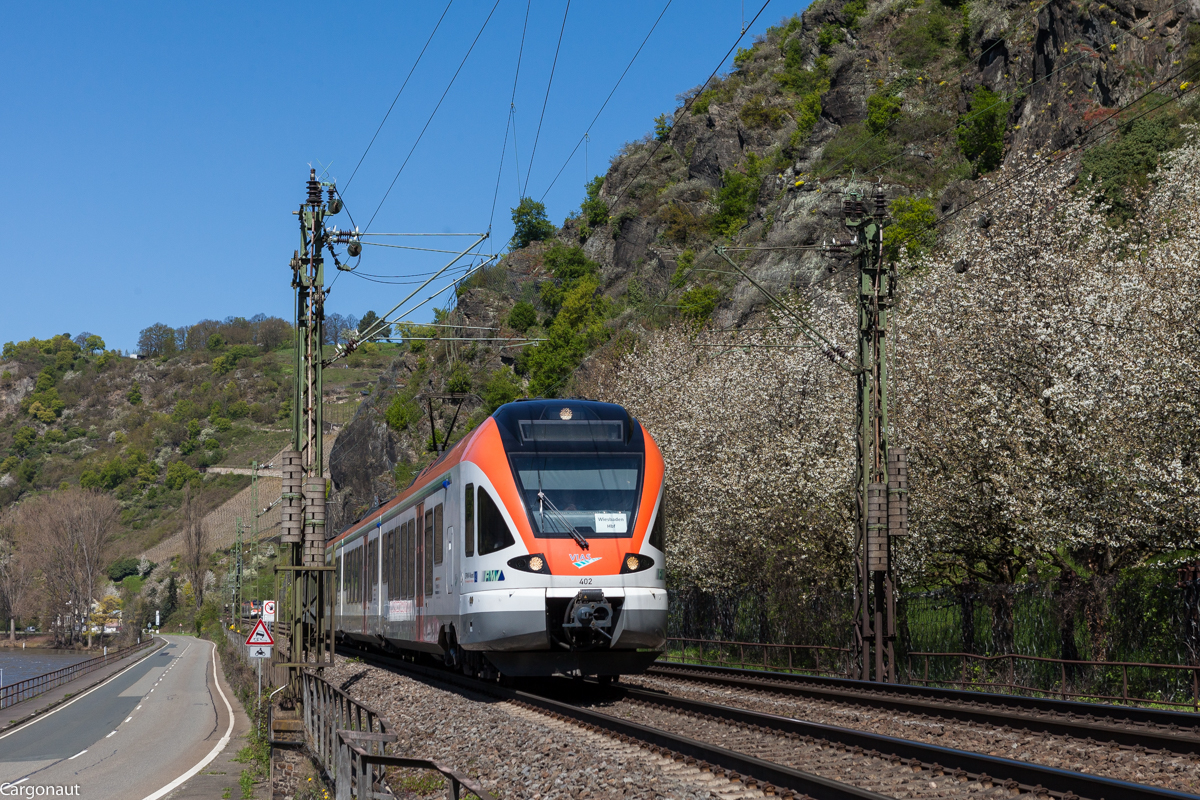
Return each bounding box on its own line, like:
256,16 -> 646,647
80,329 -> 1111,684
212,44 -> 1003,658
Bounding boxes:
0,515 -> 35,642
18,489 -> 118,648
183,484 -> 209,611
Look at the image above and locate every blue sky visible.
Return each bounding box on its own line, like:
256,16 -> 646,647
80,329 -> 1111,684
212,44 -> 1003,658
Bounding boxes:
2,1 -> 799,352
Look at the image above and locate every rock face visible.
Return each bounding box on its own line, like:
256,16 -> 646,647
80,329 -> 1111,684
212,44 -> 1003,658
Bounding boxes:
328,365 -> 402,534
323,0 -> 1200,533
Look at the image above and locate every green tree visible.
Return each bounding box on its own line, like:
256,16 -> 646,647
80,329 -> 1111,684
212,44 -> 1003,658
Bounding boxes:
127,381 -> 143,405
138,323 -> 178,358
358,310 -> 391,341
508,301 -> 538,333
957,86 -> 1011,175
13,427 -> 37,456
511,197 -> 555,248
165,461 -> 199,490
84,334 -> 105,354
581,177 -> 609,228
205,333 -> 225,352
654,113 -> 673,141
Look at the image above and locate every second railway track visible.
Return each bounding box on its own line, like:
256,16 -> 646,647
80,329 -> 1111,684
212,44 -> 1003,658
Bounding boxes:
643,662 -> 1200,753
336,644 -> 1200,800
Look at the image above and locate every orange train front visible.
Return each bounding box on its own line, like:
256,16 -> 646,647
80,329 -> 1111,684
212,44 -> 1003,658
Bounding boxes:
327,398 -> 668,677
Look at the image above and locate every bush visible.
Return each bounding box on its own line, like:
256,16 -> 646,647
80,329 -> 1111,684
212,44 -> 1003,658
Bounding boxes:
671,249 -> 696,288
883,196 -> 938,261
107,556 -> 141,582
44,429 -> 67,445
511,197 -> 555,248
1079,109 -> 1182,219
739,95 -> 788,130
957,86 -> 1011,175
679,286 -> 721,324
446,363 -> 472,393
818,22 -> 844,51
385,394 -> 422,432
893,9 -> 953,68
127,381 -> 143,405
866,93 -> 903,136
508,302 -> 538,333
482,368 -> 523,413
710,154 -> 762,238
544,244 -> 599,283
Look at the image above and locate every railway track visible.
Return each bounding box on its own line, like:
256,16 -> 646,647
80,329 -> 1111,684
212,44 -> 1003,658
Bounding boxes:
335,644 -> 1200,800
646,662 -> 1200,754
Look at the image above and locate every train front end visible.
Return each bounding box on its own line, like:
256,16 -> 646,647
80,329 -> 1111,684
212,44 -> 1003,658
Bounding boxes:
460,398 -> 667,677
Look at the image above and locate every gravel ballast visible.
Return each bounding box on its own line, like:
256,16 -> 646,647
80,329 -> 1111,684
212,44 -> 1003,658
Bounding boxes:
625,673 -> 1200,794
323,661 -> 769,799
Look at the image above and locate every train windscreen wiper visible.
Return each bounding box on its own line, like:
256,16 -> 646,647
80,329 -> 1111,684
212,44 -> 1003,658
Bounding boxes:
538,490 -> 589,550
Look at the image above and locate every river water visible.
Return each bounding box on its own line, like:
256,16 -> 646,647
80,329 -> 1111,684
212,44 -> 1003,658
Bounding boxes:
0,649 -> 94,688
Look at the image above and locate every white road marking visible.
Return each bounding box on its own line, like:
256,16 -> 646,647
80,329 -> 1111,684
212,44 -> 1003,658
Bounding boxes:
139,640 -> 234,800
106,731 -> 116,738
125,717 -> 132,722
0,638 -> 167,742
136,705 -> 142,710
68,750 -> 87,760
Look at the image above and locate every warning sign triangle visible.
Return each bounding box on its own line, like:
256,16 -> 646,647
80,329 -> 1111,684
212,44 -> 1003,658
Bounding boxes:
245,619 -> 274,646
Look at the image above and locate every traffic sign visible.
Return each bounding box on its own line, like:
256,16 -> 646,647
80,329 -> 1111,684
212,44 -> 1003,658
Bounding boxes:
245,619 -> 275,646
248,645 -> 272,659
263,600 -> 276,622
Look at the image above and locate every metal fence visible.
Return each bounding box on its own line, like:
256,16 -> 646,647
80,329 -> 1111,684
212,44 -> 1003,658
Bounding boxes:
903,651 -> 1200,710
0,637 -> 159,710
661,637 -> 852,677
300,670 -> 494,800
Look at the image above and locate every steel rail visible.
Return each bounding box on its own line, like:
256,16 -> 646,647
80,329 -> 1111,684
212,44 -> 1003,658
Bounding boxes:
647,662 -> 1200,751
335,645 -> 887,800
619,684 -> 1200,800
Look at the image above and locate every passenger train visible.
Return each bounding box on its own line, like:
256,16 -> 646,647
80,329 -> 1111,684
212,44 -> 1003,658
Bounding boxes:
328,398 -> 667,677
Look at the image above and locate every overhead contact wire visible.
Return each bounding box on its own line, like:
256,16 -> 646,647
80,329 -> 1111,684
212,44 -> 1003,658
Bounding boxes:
490,0 -> 533,233
365,0 -> 502,232
539,0 -> 674,201
523,0 -> 572,197
343,0 -> 455,193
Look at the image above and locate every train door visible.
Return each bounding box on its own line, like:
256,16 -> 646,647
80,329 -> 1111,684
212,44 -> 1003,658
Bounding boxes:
459,483 -> 476,606
423,489 -> 446,640
414,502 -> 425,641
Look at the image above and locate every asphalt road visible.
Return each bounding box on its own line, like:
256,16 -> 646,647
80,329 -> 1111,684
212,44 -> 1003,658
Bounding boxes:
0,636 -> 234,800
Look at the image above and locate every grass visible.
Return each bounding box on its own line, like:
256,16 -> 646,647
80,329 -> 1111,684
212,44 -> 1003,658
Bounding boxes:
390,770 -> 445,794
216,427 -> 292,467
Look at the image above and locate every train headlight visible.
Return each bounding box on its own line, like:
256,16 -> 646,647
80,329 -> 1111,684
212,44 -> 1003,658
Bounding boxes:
619,554 -> 655,574
507,553 -> 552,574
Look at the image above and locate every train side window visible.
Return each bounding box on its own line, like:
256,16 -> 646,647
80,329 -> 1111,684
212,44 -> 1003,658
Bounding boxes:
433,504 -> 444,565
464,484 -> 475,557
477,488 -> 516,555
649,504 -> 665,553
424,510 -> 434,596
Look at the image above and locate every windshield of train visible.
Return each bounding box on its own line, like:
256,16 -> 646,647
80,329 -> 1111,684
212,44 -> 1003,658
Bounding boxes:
511,455 -> 642,538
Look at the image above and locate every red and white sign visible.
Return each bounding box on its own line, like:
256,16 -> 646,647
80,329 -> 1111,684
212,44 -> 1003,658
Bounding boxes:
262,600 -> 276,622
245,619 -> 275,646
